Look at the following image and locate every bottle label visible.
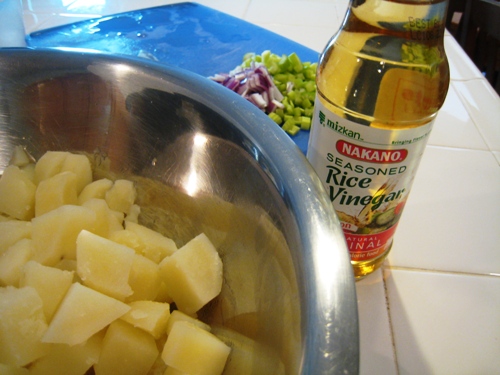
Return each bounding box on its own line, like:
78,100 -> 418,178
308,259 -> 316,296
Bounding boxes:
307,97 -> 433,262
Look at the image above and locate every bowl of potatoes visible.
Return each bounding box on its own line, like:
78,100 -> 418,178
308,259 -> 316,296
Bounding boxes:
0,48 -> 359,375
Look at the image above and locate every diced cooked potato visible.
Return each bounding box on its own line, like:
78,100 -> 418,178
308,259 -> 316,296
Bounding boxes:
9,145 -> 32,167
20,260 -> 74,322
42,282 -> 130,346
127,203 -> 141,223
54,258 -> 78,273
60,153 -> 92,194
34,151 -> 70,183
161,321 -> 231,375
29,331 -> 103,375
0,165 -> 36,220
105,179 -> 136,214
0,286 -> 49,367
20,162 -> 36,183
127,254 -> 161,302
109,229 -> 144,253
0,239 -> 33,287
159,233 -> 223,314
78,178 -> 113,205
81,198 -> 123,238
35,171 -> 78,216
31,205 -> 96,265
155,281 -> 174,304
125,221 -> 177,263
0,363 -> 30,375
1,149 -> 229,374
0,220 -> 31,255
164,366 -> 187,375
166,310 -> 211,335
94,319 -> 159,375
76,230 -> 135,301
120,300 -> 170,339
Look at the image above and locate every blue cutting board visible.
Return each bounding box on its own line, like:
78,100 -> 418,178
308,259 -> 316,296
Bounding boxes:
26,2 -> 320,154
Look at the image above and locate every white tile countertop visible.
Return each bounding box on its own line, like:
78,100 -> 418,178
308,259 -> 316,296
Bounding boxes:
19,0 -> 500,374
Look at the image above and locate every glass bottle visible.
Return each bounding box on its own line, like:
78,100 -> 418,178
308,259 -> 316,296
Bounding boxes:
307,0 -> 450,279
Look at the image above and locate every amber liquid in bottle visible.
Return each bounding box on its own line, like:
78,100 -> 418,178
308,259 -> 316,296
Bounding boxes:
308,0 -> 450,279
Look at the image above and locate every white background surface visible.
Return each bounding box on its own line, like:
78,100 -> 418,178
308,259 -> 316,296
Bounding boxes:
20,0 -> 500,374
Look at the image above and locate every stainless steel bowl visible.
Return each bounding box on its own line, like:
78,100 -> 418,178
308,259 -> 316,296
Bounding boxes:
0,48 -> 358,374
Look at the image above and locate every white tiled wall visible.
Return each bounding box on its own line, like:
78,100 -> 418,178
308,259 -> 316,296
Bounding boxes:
20,1 -> 500,374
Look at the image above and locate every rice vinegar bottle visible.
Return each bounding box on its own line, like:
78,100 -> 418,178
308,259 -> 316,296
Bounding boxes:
307,0 -> 450,279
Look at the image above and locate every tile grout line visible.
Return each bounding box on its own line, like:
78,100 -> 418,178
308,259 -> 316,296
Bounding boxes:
382,265 -> 400,375
241,0 -> 252,20
425,143 -> 491,153
450,79 -> 500,153
385,264 -> 500,278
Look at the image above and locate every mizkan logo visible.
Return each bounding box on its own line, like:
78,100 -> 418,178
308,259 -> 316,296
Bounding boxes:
336,140 -> 408,163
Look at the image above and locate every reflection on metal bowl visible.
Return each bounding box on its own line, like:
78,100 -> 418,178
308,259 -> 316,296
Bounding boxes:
0,48 -> 359,374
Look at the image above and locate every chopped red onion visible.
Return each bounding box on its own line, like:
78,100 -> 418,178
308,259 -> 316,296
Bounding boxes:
209,63 -> 284,114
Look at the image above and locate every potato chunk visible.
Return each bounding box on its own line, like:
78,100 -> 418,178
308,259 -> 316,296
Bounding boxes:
0,239 -> 32,287
164,367 -> 187,375
76,230 -> 135,301
20,260 -> 74,322
94,319 -> 159,375
127,254 -> 161,302
78,178 -> 113,205
31,205 -> 96,265
9,145 -> 32,167
161,321 -> 230,375
0,165 -> 36,220
34,151 -> 70,183
60,153 -> 92,194
105,179 -> 136,214
0,286 -> 48,367
120,300 -> 170,339
159,233 -> 222,314
29,331 -> 103,375
0,363 -> 30,375
35,171 -> 78,216
165,310 -> 211,335
42,282 -> 130,346
125,221 -> 177,263
81,198 -> 123,238
0,220 -> 31,255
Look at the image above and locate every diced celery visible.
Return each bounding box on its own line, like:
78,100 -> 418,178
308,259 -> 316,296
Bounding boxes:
274,73 -> 288,82
261,50 -> 272,64
243,52 -> 256,61
277,83 -> 287,92
302,98 -> 312,109
288,52 -> 303,73
299,116 -> 311,130
305,81 -> 316,92
278,55 -> 291,71
282,119 -> 295,131
293,78 -> 304,89
287,125 -> 301,136
268,112 -> 283,125
304,108 -> 313,117
304,68 -> 316,80
268,62 -> 280,74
